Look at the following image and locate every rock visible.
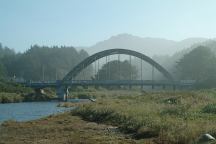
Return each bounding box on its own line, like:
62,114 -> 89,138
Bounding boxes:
106,126 -> 119,133
89,98 -> 96,102
197,133 -> 215,144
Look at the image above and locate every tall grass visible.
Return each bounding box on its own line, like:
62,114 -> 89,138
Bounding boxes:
0,92 -> 24,103
72,90 -> 216,143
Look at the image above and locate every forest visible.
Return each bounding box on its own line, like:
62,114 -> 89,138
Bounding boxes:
0,44 -> 91,81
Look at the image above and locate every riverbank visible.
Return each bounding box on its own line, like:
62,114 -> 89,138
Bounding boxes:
1,89 -> 216,143
0,91 -> 56,103
71,89 -> 216,144
0,112 -> 139,144
0,80 -> 56,103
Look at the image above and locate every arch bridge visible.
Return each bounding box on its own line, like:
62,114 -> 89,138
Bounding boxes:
19,49 -> 193,101
62,48 -> 173,82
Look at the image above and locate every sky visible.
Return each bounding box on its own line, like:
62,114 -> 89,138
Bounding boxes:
1,0 -> 216,52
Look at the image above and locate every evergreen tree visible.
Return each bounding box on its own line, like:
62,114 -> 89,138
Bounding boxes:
176,46 -> 216,88
96,60 -> 138,80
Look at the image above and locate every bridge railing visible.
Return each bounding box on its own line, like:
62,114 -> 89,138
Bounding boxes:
16,79 -> 195,88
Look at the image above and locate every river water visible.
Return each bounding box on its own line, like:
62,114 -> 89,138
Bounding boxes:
0,102 -> 72,122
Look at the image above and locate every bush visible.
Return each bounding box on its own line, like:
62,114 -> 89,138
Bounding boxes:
163,97 -> 180,104
202,104 -> 216,114
0,80 -> 33,93
72,90 -> 216,143
0,92 -> 24,103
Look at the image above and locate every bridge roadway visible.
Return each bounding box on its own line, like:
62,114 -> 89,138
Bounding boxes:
19,80 -> 194,89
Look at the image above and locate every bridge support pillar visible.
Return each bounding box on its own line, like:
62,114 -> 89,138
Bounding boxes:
56,86 -> 69,101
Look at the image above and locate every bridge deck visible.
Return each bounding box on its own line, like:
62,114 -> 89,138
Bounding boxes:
18,80 -> 194,88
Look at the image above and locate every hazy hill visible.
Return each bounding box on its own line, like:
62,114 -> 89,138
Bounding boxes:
81,33 -> 208,56
74,34 -> 209,80
151,39 -> 216,79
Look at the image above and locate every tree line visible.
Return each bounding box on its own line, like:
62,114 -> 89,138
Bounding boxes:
1,42 -> 216,89
0,44 -> 92,81
176,45 -> 216,88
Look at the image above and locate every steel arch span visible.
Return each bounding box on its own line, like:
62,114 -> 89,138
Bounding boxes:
62,48 -> 174,82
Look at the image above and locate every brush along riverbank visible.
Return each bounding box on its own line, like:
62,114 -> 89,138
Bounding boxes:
0,112 -> 140,144
0,80 -> 56,103
2,89 -> 216,143
71,89 -> 216,144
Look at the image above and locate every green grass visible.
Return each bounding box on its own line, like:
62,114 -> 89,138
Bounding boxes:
2,89 -> 216,143
202,104 -> 216,114
0,80 -> 56,103
0,80 -> 33,94
0,113 -> 138,144
0,92 -> 24,103
72,89 -> 216,144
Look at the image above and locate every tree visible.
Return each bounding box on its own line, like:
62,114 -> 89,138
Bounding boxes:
1,45 -> 92,81
0,62 -> 6,79
0,44 -> 15,59
96,60 -> 138,80
0,43 -> 15,79
176,46 -> 216,88
75,49 -> 93,80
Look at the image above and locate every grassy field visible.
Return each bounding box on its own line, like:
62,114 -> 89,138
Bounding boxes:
1,89 -> 216,143
0,112 -> 138,144
71,89 -> 216,144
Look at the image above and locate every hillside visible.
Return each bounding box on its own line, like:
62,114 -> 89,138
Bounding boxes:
81,33 -> 208,56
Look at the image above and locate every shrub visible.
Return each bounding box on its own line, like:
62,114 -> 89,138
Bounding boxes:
163,97 -> 180,104
202,104 -> 216,114
0,92 -> 24,103
0,80 -> 32,94
71,90 -> 216,143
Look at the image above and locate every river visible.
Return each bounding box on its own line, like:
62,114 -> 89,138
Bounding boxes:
0,102 -> 72,122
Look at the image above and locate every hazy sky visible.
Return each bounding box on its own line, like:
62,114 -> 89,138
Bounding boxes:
1,0 -> 216,52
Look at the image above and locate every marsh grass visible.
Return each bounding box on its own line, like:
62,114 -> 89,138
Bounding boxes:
72,89 -> 216,144
0,113 -> 137,144
202,104 -> 216,114
2,89 -> 216,143
0,92 -> 24,103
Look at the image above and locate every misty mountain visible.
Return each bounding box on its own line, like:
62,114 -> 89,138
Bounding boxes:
81,33 -> 208,56
81,34 -> 208,56
73,34 -> 209,80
